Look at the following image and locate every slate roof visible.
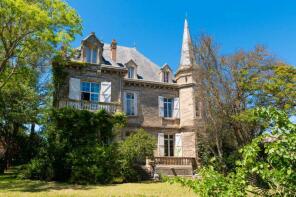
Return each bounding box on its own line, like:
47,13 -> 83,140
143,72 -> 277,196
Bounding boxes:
103,44 -> 161,81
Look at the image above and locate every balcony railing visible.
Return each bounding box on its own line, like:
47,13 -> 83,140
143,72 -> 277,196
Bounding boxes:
58,100 -> 119,113
155,157 -> 196,167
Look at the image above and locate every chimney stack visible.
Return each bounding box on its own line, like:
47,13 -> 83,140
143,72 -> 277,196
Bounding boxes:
110,39 -> 117,62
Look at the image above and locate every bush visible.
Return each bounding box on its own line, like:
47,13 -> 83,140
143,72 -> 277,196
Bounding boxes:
167,107 -> 296,196
25,153 -> 54,181
119,129 -> 156,182
68,144 -> 119,184
26,107 -> 126,183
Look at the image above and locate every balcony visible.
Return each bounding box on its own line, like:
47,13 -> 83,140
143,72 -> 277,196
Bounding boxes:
155,157 -> 197,167
58,99 -> 119,113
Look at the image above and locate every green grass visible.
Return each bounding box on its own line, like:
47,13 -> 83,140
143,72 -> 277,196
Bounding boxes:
0,169 -> 196,197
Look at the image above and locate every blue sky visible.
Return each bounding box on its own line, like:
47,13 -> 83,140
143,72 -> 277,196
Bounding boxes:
68,0 -> 296,72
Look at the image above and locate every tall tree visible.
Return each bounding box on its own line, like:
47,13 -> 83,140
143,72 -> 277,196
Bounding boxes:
0,0 -> 82,88
194,35 -> 296,169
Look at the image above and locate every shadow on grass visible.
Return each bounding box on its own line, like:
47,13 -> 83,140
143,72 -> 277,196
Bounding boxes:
0,169 -> 95,193
0,168 -> 159,193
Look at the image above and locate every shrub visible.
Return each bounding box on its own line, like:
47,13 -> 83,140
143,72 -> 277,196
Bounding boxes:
25,151 -> 54,181
26,107 -> 126,183
68,144 -> 120,184
119,129 -> 156,182
167,107 -> 296,196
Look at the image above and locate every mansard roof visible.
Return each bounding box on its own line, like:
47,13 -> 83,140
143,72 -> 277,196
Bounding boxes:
103,44 -> 161,81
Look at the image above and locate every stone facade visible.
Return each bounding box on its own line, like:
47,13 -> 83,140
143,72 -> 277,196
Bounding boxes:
55,19 -> 205,175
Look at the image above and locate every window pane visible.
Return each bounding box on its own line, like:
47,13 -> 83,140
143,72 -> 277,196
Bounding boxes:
81,82 -> 90,92
169,138 -> 174,156
86,47 -> 91,63
128,67 -> 134,78
81,92 -> 90,101
92,49 -> 97,63
90,93 -> 98,102
91,83 -> 99,93
126,93 -> 134,115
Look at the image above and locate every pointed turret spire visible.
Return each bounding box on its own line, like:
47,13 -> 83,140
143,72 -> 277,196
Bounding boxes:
179,19 -> 196,70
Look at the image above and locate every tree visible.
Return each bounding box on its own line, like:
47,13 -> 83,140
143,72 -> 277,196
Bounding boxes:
0,0 -> 82,88
0,67 -> 39,168
194,35 -> 296,169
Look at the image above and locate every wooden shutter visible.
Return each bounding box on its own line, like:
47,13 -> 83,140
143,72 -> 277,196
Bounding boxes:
133,92 -> 138,116
69,78 -> 81,100
100,81 -> 111,102
173,97 -> 180,118
158,96 -> 164,117
158,133 -> 164,156
175,133 -> 182,157
123,91 -> 127,114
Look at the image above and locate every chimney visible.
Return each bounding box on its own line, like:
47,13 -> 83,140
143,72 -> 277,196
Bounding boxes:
110,39 -> 117,62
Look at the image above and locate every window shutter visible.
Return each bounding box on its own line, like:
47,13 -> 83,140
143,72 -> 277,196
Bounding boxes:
158,133 -> 164,156
123,92 -> 127,113
173,97 -> 180,118
175,133 -> 182,157
100,82 -> 111,102
158,96 -> 164,117
134,92 -> 138,116
69,78 -> 81,100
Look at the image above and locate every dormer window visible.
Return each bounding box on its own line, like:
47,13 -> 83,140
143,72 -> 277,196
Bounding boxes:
160,64 -> 173,83
128,67 -> 135,79
85,46 -> 97,64
163,71 -> 169,83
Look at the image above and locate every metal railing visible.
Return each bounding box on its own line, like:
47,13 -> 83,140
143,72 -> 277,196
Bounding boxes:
155,157 -> 196,166
58,100 -> 118,113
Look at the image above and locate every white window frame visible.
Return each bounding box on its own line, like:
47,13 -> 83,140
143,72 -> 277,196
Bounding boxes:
85,47 -> 97,64
163,98 -> 173,118
163,71 -> 169,83
80,81 -> 100,102
126,92 -> 135,116
128,67 -> 135,79
164,134 -> 174,156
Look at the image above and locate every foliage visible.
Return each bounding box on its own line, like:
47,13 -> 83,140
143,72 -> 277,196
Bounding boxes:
168,107 -> 296,196
119,129 -> 156,182
0,0 -> 82,87
25,107 -> 127,184
194,35 -> 296,171
0,67 -> 39,168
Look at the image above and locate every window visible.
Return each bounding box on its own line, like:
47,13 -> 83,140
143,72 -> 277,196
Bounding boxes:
128,67 -> 135,79
81,82 -> 100,102
85,47 -> 97,64
164,98 -> 173,118
164,134 -> 174,156
163,71 -> 169,83
126,92 -> 135,115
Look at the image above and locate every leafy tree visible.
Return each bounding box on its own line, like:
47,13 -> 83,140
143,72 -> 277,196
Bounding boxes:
168,107 -> 296,196
0,0 -> 82,87
0,67 -> 39,169
194,35 -> 296,170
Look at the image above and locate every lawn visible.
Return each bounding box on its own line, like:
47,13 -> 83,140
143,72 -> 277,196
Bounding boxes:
0,169 -> 196,197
